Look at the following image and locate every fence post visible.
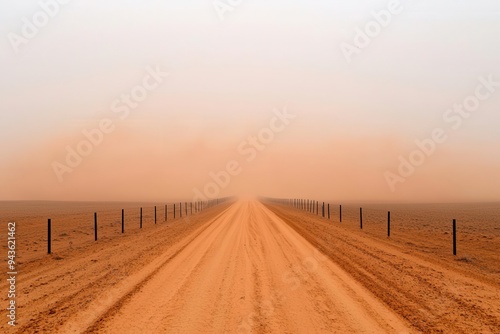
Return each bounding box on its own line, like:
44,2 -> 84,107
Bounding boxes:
48,218 -> 52,254
165,205 -> 167,221
453,219 -> 457,256
122,209 -> 125,234
387,211 -> 391,237
328,204 -> 330,220
180,202 -> 182,218
94,212 -> 98,241
340,205 -> 342,223
155,206 -> 157,224
360,208 -> 363,229
140,207 -> 143,229
322,202 -> 325,218
316,201 -> 319,215
174,204 -> 176,219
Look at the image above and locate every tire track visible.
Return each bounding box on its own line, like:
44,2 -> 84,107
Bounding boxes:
266,203 -> 500,333
56,205 -> 234,333
90,200 -> 413,333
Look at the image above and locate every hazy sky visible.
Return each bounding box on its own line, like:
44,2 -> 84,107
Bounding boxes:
1,0 -> 500,202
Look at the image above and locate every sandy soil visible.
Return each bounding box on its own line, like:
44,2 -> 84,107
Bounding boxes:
0,200 -> 499,333
266,202 -> 500,333
0,201 -> 198,264
323,202 -> 500,280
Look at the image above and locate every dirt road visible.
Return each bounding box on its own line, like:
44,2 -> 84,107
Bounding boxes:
4,200 -> 498,333
55,201 -> 411,333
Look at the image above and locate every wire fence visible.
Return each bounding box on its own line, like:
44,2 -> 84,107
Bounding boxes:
1,198 -> 232,263
263,198 -> 500,267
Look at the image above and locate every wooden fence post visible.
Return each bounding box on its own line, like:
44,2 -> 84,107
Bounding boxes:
360,208 -> 363,229
388,211 -> 391,237
94,212 -> 98,241
48,219 -> 52,254
453,219 -> 457,256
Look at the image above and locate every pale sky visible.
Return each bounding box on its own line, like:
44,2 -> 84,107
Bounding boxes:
1,0 -> 500,202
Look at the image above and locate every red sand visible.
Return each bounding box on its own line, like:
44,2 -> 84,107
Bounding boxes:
0,200 -> 499,333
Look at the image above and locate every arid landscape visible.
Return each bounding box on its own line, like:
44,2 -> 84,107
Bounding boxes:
2,1 -> 500,333
1,199 -> 499,333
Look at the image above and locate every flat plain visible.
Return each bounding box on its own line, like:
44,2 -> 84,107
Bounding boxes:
0,200 -> 499,333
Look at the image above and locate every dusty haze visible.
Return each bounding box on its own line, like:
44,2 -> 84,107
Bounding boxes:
1,1 -> 500,202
